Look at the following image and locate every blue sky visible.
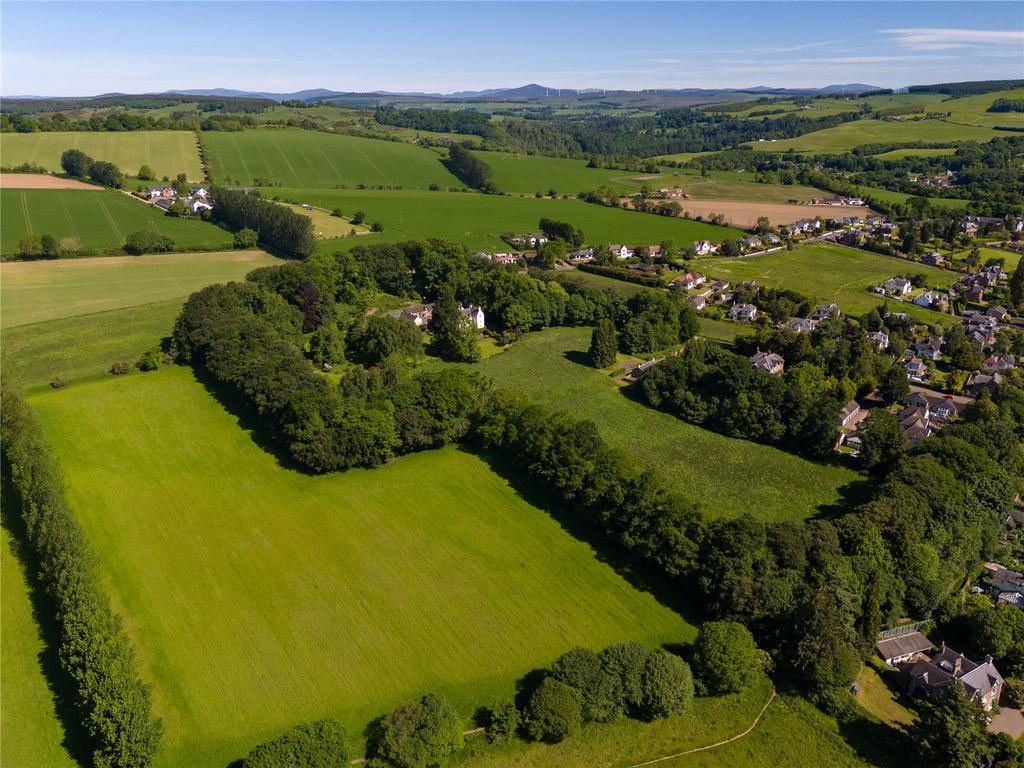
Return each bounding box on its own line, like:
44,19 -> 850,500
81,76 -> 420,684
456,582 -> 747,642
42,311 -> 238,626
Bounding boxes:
2,2 -> 1021,96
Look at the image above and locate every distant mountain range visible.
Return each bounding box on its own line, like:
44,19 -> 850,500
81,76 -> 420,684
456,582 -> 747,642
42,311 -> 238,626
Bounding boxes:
5,82 -> 890,102
163,82 -> 887,102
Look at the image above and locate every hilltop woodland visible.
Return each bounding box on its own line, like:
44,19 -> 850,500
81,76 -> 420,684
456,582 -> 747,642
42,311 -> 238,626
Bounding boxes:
150,235 -> 1024,763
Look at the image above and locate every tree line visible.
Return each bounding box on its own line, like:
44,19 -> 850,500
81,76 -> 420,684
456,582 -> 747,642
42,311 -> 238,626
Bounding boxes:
209,187 -> 316,258
374,106 -> 491,137
1,386 -> 163,768
445,143 -> 494,190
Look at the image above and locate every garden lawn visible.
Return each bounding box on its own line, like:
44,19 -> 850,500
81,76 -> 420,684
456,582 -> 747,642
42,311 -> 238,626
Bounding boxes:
0,131 -> 203,180
470,327 -> 863,521
752,118 -> 1003,153
0,522 -> 76,768
1,299 -> 184,390
456,683 -> 874,768
0,189 -> 234,255
262,187 -> 743,252
202,128 -> 463,188
700,243 -> 957,322
471,151 -> 665,195
28,366 -> 694,767
0,250 -> 281,328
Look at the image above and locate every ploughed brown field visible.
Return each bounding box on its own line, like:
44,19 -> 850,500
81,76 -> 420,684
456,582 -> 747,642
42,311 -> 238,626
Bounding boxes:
0,173 -> 101,190
675,200 -> 872,228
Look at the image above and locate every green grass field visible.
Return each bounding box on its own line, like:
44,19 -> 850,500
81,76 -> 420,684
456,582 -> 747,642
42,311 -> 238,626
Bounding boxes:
753,118 -> 1003,153
870,147 -> 957,160
457,683 -> 874,768
471,151 -> 665,195
0,131 -> 203,180
2,299 -> 184,390
1,523 -> 76,768
29,367 -> 693,767
700,243 -> 956,321
941,88 -> 1024,128
261,187 -> 744,252
848,184 -> 969,211
0,189 -> 233,255
469,326 -> 863,521
203,129 -> 464,188
671,175 -> 829,204
0,250 -> 281,328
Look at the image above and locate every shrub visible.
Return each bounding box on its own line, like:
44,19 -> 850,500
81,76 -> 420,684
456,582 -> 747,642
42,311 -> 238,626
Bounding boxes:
640,649 -> 694,720
599,642 -> 649,716
124,230 -> 174,255
234,227 -> 259,249
49,376 -> 65,389
371,693 -> 464,768
16,234 -> 43,259
692,621 -> 761,695
352,210 -> 366,225
525,678 -> 583,743
109,360 -> 131,375
242,719 -> 348,768
331,208 -> 344,217
89,160 -> 124,188
483,701 -> 520,743
137,164 -> 156,180
136,347 -> 162,372
371,221 -> 384,232
550,647 -> 623,722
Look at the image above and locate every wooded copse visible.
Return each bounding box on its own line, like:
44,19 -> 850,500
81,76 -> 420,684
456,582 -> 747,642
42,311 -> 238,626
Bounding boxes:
1,386 -> 163,768
446,143 -> 493,190
209,187 -> 315,258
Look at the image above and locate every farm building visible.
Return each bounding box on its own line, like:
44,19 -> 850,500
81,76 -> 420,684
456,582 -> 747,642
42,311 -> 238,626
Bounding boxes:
876,630 -> 933,666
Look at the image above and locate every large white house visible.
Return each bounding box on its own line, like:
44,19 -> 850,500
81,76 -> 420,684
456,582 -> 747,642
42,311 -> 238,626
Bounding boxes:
459,304 -> 486,329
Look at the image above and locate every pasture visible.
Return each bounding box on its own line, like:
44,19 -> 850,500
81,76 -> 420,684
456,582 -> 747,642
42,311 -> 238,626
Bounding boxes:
0,131 -> 203,180
1,524 -> 76,768
470,326 -> 863,521
870,147 -> 956,160
263,187 -> 744,252
29,367 -> 693,767
2,299 -> 183,390
0,250 -> 280,328
752,118 -> 1003,153
941,88 -> 1024,128
202,129 -> 464,189
699,243 -> 956,321
672,176 -> 829,204
849,184 -> 969,211
276,201 -> 369,238
471,151 -> 665,195
0,189 -> 233,256
457,685 -> 874,768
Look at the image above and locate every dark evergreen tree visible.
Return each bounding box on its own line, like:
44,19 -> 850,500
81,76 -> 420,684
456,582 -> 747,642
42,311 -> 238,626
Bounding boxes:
589,319 -> 618,368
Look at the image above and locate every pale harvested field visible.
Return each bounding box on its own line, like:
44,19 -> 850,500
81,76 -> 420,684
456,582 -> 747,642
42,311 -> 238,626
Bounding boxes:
676,201 -> 872,228
0,173 -> 100,190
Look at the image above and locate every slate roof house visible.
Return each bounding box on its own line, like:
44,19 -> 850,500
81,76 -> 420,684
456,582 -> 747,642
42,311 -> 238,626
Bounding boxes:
984,353 -> 1016,373
673,272 -> 707,290
728,303 -> 758,322
867,331 -> 889,351
876,630 -> 933,666
787,317 -> 817,334
459,304 -> 486,329
911,336 -> 943,362
810,303 -> 840,322
883,277 -> 912,296
920,252 -> 945,267
749,350 -> 785,375
389,303 -> 434,327
908,644 -> 1004,712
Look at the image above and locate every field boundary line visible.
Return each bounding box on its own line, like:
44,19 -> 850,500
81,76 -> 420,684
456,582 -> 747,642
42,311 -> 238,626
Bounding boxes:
20,191 -> 34,234
625,688 -> 776,768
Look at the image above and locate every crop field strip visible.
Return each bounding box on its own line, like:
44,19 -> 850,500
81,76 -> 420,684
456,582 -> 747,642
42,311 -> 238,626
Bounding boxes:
0,131 -> 203,180
261,187 -> 745,252
202,129 -> 466,189
29,366 -> 693,767
0,189 -> 234,255
468,326 -> 862,522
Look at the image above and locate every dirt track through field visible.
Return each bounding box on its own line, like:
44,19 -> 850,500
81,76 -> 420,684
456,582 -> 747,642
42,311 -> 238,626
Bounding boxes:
674,200 -> 872,228
0,173 -> 101,190
626,689 -> 777,767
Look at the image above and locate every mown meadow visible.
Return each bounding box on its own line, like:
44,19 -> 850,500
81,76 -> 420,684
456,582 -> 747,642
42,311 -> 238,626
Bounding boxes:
28,366 -> 695,767
753,118 -> 1005,153
0,131 -> 204,180
0,189 -> 233,255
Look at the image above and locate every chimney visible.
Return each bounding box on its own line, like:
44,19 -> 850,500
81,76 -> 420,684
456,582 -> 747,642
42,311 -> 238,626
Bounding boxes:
954,656 -> 962,674
985,655 -> 993,665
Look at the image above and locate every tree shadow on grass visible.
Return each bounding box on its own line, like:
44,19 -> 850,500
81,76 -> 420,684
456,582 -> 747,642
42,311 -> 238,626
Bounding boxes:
1,464 -> 93,767
185,363 -> 312,475
467,446 -> 705,629
562,349 -> 593,368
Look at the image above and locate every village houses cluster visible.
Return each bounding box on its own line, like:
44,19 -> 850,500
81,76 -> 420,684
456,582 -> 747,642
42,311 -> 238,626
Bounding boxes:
146,185 -> 213,215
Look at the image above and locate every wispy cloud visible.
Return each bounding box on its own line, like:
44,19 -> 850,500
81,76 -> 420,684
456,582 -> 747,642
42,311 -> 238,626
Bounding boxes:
881,27 -> 1024,51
